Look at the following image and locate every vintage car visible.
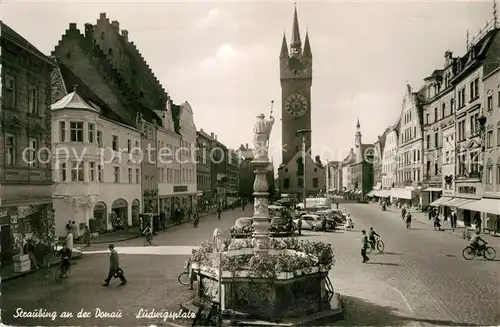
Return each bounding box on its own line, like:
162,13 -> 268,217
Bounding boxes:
293,214 -> 324,231
314,210 -> 338,230
269,205 -> 295,236
229,217 -> 254,238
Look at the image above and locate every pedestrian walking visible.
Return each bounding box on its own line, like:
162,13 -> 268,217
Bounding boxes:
474,213 -> 482,233
361,230 -> 370,263
66,231 -> 74,251
450,210 -> 457,231
103,244 -> 127,286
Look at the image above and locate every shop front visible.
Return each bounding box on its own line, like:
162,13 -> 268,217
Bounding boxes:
0,203 -> 54,265
172,185 -> 197,212
93,201 -> 107,232
456,197 -> 500,232
421,181 -> 442,211
453,181 -> 482,227
390,188 -> 413,207
111,198 -> 128,230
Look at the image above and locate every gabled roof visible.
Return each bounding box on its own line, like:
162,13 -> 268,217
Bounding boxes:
342,150 -> 356,166
51,91 -> 100,113
1,21 -> 54,65
279,151 -> 324,170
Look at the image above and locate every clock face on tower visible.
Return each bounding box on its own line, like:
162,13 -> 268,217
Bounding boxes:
285,94 -> 308,117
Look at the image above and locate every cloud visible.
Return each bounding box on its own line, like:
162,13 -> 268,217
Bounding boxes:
197,8 -> 221,28
199,43 -> 267,73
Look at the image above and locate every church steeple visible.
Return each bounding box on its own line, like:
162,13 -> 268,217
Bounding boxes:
355,118 -> 362,148
303,30 -> 312,57
290,4 -> 302,58
280,32 -> 289,58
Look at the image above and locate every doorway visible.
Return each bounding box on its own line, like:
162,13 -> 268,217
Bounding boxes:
1,225 -> 12,265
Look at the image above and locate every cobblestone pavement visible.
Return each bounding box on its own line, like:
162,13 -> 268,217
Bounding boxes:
1,208 -> 250,326
317,201 -> 500,326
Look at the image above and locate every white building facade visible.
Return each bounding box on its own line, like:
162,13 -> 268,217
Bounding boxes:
51,91 -> 142,237
395,84 -> 424,206
382,127 -> 398,190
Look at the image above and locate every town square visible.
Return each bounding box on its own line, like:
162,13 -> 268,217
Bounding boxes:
1,0 -> 500,326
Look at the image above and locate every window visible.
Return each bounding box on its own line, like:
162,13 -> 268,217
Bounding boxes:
28,138 -> 38,167
450,98 -> 455,114
298,177 -> 304,188
28,84 -> 39,115
88,123 -> 95,143
313,178 -> 319,188
497,166 -> 500,184
70,122 -> 84,142
497,128 -> 500,147
128,168 -> 133,183
71,161 -> 84,181
135,140 -> 140,148
486,166 -> 493,184
498,86 -> 500,107
426,161 -> 431,176
284,178 -> 290,189
426,114 -> 430,124
434,108 -> 438,122
458,88 -> 465,108
60,163 -> 67,182
98,165 -> 103,182
487,95 -> 493,111
470,152 -> 479,173
434,163 -> 438,175
112,135 -> 119,151
458,120 -> 465,141
5,74 -> 16,107
136,169 -> 140,183
6,134 -> 16,166
473,78 -> 479,100
97,131 -> 102,147
89,162 -> 96,181
487,130 -> 493,148
442,103 -> 446,117
434,133 -> 439,148
59,121 -> 66,142
470,112 -> 479,136
114,167 -> 120,183
127,139 -> 131,152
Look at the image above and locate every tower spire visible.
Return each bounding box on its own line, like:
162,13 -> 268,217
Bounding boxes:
290,3 -> 302,57
280,32 -> 289,58
303,29 -> 312,57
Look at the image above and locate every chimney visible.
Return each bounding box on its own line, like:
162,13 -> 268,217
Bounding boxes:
121,30 -> 128,42
211,132 -> 214,138
99,13 -> 107,20
200,128 -> 204,132
215,134 -> 217,141
246,143 -> 248,149
84,23 -> 94,39
350,148 -> 353,153
69,23 -> 77,30
166,97 -> 172,112
111,21 -> 120,32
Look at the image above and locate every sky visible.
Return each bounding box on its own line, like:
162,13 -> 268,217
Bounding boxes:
1,0 -> 495,164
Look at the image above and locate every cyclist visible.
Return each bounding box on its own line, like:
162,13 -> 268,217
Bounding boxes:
143,224 -> 153,243
469,231 -> 487,253
58,243 -> 71,278
401,206 -> 407,220
368,227 -> 379,250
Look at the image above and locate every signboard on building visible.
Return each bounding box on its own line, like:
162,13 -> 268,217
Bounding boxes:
455,181 -> 481,199
174,186 -> 188,193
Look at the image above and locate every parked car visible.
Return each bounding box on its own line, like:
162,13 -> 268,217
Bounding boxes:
293,214 -> 324,231
230,217 -> 254,238
315,210 -> 338,229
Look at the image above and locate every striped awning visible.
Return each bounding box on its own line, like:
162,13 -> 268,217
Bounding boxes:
429,196 -> 452,206
457,198 -> 500,215
366,190 -> 376,197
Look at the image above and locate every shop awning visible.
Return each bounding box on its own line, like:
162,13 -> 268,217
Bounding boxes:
443,198 -> 475,207
429,196 -> 452,206
375,190 -> 390,198
424,187 -> 443,192
390,188 -> 412,200
457,198 -> 500,215
366,190 -> 376,197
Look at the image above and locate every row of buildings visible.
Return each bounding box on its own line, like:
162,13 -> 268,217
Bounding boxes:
327,22 -> 500,233
0,16 -> 245,265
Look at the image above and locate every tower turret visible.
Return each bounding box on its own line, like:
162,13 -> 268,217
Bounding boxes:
280,32 -> 289,58
303,30 -> 312,58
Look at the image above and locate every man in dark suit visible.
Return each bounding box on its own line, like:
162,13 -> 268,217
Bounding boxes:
103,244 -> 126,286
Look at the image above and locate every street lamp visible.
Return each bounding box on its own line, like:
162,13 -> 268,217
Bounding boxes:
296,129 -> 312,210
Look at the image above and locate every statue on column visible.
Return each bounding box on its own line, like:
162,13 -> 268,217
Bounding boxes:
253,113 -> 275,160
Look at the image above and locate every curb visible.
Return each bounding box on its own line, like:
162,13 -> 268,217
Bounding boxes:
2,254 -> 82,283
74,211 -> 217,244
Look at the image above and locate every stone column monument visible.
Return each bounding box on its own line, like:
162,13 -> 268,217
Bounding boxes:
251,113 -> 275,254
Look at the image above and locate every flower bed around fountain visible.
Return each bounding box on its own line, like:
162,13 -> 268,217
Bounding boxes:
190,238 -> 336,320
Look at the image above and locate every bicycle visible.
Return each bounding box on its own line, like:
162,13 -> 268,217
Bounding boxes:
178,263 -> 191,286
366,237 -> 385,254
462,244 -> 496,260
53,260 -> 71,284
143,233 -> 152,246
